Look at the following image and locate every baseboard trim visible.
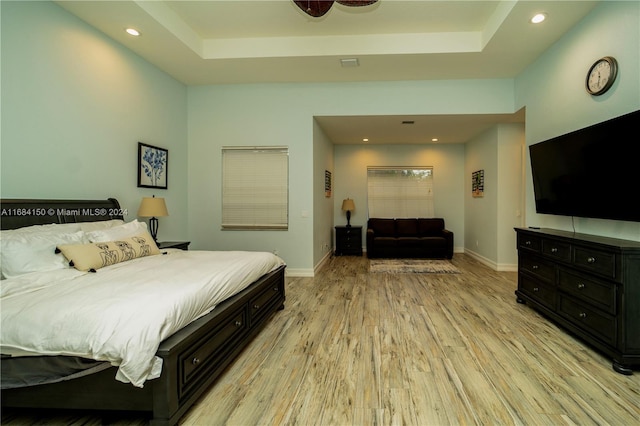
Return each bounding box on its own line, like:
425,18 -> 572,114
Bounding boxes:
286,268 -> 315,277
463,249 -> 517,272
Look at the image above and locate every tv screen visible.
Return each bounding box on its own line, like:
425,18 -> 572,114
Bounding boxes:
529,110 -> 640,223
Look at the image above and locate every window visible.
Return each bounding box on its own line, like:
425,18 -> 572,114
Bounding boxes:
222,147 -> 288,230
367,167 -> 434,218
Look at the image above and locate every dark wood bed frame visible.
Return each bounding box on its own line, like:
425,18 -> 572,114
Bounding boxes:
0,198 -> 286,425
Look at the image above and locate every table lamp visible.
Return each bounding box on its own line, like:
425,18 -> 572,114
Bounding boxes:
137,195 -> 168,241
341,198 -> 355,227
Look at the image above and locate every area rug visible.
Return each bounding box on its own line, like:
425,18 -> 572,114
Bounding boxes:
369,258 -> 461,274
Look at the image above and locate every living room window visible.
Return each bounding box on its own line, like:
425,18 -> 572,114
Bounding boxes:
221,146 -> 289,230
367,167 -> 434,218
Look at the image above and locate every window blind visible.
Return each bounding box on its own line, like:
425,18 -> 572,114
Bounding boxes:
222,147 -> 289,230
367,167 -> 434,218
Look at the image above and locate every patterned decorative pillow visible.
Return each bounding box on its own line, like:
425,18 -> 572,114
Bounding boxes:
57,231 -> 160,271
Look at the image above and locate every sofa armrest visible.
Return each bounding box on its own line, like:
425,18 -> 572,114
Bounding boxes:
366,228 -> 376,257
366,228 -> 376,244
442,229 -> 454,259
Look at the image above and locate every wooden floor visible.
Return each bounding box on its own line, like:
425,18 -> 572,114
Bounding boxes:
3,254 -> 639,425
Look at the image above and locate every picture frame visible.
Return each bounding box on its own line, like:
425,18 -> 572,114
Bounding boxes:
472,169 -> 484,198
138,142 -> 168,189
325,170 -> 332,198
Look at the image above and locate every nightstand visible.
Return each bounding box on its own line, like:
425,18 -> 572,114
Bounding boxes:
335,226 -> 362,256
157,241 -> 190,251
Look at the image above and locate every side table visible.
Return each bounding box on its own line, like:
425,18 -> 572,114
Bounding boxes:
335,226 -> 362,256
157,241 -> 191,251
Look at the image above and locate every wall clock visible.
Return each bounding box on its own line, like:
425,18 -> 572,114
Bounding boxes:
585,56 -> 618,96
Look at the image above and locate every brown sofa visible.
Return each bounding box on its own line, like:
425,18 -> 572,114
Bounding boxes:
366,218 -> 453,259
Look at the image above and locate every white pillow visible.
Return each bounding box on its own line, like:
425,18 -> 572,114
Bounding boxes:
79,219 -> 125,233
86,220 -> 148,243
1,222 -> 82,237
1,230 -> 86,279
0,220 -> 124,240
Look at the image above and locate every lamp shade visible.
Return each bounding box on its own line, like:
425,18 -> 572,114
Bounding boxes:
341,198 -> 355,212
137,196 -> 169,217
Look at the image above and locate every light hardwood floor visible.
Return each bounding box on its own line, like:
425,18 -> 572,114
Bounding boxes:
3,254 -> 639,425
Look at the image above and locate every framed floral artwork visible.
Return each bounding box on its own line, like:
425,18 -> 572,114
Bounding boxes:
137,142 -> 168,189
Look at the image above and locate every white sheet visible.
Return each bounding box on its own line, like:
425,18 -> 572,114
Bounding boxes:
0,250 -> 285,387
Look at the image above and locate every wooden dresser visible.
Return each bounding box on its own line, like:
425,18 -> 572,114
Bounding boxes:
515,227 -> 640,374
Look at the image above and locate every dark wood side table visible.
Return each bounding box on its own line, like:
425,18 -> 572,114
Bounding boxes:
158,241 -> 190,251
335,226 -> 362,256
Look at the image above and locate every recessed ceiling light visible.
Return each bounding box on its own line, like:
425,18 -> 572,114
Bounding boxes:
432,138 -> 439,142
126,28 -> 141,36
362,138 -> 369,142
530,13 -> 546,24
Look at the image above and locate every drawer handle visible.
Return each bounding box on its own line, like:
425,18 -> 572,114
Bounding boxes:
273,287 -> 278,292
533,287 -> 539,292
579,312 -> 587,319
192,357 -> 200,365
577,283 -> 585,289
253,304 -> 260,310
532,265 -> 539,270
235,320 -> 242,327
587,257 -> 596,264
551,247 -> 558,253
525,240 -> 531,246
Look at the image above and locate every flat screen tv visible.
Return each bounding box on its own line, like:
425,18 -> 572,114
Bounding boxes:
529,109 -> 640,223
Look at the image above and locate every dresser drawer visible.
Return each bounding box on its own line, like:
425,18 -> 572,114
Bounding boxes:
337,236 -> 359,245
573,246 -> 616,279
518,234 -> 541,252
338,241 -> 360,250
337,228 -> 359,238
519,274 -> 556,310
558,295 -> 616,346
519,255 -> 555,283
250,282 -> 282,323
542,239 -> 571,262
337,237 -> 360,246
558,269 -> 616,314
180,307 -> 248,397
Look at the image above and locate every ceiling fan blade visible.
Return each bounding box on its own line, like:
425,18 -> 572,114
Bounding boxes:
336,0 -> 378,6
293,1 -> 334,17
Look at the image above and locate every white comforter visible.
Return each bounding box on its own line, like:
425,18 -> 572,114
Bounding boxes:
0,250 -> 285,387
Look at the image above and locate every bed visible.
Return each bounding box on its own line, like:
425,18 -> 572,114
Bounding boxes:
0,198 -> 286,425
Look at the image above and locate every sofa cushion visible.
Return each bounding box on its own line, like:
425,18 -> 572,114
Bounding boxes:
369,218 -> 396,236
374,237 -> 398,248
397,237 -> 422,247
396,219 -> 418,236
420,236 -> 446,248
418,218 -> 444,235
